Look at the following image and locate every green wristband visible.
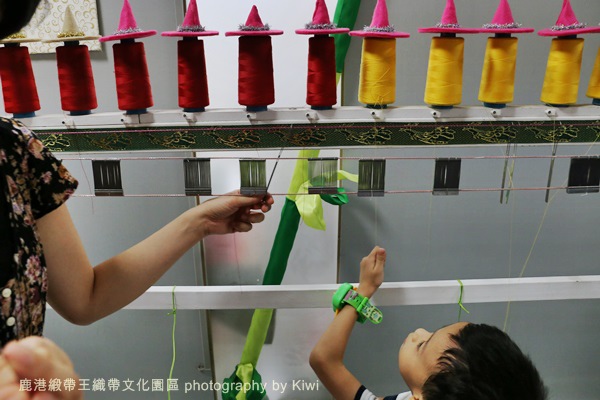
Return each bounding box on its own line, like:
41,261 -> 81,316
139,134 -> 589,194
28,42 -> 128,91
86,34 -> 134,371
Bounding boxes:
332,283 -> 383,324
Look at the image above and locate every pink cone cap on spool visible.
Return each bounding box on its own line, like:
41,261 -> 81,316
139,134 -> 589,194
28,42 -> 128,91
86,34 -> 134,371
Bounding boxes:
477,0 -> 534,34
538,0 -> 600,36
418,0 -> 478,34
226,5 -> 283,37
162,0 -> 219,37
296,0 -> 349,35
100,0 -> 156,42
349,0 -> 410,38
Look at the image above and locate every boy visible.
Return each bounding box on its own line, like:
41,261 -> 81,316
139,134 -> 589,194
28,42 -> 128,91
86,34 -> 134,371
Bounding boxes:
310,246 -> 547,400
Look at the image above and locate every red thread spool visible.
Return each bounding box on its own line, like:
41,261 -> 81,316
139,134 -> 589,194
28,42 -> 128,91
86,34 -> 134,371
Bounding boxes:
238,36 -> 275,110
0,45 -> 40,116
113,41 -> 153,112
178,39 -> 209,111
307,36 -> 337,109
56,44 -> 97,114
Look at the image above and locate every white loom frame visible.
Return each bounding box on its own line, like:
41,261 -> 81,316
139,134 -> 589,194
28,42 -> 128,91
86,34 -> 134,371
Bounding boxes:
125,276 -> 600,310
21,105 -> 600,129
29,105 -> 600,311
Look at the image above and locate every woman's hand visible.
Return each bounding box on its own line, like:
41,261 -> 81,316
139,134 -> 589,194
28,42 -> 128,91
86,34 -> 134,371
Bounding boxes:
193,190 -> 275,238
0,337 -> 81,400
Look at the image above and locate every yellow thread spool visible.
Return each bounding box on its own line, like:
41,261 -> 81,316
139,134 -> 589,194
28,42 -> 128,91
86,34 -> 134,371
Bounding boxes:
358,38 -> 397,106
424,37 -> 464,107
540,38 -> 584,106
586,47 -> 600,104
479,37 -> 518,106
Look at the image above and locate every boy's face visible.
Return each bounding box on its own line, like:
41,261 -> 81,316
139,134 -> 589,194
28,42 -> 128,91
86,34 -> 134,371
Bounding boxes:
398,322 -> 469,398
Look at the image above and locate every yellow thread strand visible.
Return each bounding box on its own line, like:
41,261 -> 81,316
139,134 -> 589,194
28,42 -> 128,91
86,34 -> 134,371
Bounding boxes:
479,37 -> 518,105
503,185 -> 552,333
503,301 -> 512,332
503,137 -> 600,332
540,38 -> 584,105
586,47 -> 600,100
424,37 -> 464,107
426,146 -> 437,270
359,38 -> 397,106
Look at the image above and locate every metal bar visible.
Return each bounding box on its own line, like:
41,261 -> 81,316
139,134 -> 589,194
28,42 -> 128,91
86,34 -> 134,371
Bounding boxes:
68,184 -> 596,198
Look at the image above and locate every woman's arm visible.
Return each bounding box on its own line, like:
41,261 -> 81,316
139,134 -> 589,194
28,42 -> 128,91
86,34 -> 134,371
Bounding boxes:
38,192 -> 273,325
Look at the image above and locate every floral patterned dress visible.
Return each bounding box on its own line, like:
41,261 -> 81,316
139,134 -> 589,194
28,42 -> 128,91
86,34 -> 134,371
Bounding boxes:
0,117 -> 78,346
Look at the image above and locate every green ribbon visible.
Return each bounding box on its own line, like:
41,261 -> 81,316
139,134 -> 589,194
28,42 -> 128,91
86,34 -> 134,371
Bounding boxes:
333,0 -> 362,75
296,170 -> 357,231
222,363 -> 266,400
240,309 -> 274,365
223,150 -> 357,399
261,199 -> 301,285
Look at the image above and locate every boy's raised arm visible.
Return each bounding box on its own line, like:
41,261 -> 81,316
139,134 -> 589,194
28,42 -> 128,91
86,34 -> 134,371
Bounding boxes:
310,246 -> 386,400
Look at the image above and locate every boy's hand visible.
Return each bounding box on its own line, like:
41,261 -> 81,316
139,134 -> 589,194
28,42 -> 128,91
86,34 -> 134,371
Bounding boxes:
357,246 -> 386,298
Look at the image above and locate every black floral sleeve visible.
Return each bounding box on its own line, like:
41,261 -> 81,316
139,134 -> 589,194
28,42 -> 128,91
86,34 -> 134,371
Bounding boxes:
13,120 -> 78,218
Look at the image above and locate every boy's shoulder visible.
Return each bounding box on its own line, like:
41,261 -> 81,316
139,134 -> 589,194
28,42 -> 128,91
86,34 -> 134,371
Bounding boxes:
356,385 -> 412,400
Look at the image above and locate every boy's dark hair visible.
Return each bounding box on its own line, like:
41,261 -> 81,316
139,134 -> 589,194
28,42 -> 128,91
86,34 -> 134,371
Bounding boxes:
422,323 -> 547,400
0,0 -> 42,39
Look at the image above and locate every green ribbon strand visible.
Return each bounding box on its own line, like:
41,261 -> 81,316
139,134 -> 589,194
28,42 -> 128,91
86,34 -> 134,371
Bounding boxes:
457,279 -> 470,321
167,286 -> 177,400
333,0 -> 362,75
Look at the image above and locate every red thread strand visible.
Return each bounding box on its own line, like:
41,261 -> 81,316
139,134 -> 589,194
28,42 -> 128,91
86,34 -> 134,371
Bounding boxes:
307,36 -> 337,108
57,45 -> 98,112
238,36 -> 275,107
113,41 -> 153,111
178,39 -> 209,110
0,46 -> 40,114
